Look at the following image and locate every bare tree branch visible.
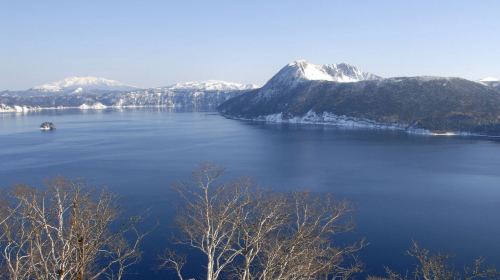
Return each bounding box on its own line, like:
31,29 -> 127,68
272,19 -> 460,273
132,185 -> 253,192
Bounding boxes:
0,178 -> 147,280
371,242 -> 500,280
164,164 -> 365,280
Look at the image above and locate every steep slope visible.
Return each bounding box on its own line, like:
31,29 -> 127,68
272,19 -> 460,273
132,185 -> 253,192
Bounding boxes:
219,62 -> 500,135
271,60 -> 380,83
259,60 -> 380,97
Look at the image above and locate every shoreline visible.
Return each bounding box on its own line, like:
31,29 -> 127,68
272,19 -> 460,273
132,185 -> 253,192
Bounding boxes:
221,110 -> 497,138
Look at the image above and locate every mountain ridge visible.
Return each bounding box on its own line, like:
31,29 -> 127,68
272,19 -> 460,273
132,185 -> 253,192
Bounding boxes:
0,78 -> 255,112
33,76 -> 138,92
165,80 -> 258,91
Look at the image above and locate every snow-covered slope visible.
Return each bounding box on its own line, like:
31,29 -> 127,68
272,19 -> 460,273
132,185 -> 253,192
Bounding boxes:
256,60 -> 380,97
267,60 -> 380,86
166,80 -> 257,91
34,76 -> 137,92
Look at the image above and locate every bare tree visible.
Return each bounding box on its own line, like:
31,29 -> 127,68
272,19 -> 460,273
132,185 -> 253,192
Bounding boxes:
0,177 -> 146,280
164,163 -> 251,280
162,164 -> 365,280
252,192 -> 365,280
158,251 -> 184,280
369,241 -> 500,280
232,191 -> 288,280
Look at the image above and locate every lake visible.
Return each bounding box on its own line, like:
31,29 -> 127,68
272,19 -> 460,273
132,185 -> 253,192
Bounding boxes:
1,109 -> 500,279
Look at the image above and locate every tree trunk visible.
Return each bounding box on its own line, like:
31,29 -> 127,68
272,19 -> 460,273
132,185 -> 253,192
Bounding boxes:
207,255 -> 214,280
242,258 -> 251,280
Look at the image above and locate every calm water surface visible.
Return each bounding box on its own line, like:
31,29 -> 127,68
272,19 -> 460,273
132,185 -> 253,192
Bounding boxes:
1,109 -> 500,278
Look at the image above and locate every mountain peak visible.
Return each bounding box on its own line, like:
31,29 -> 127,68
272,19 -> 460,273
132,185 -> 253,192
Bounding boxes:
262,60 -> 381,93
288,59 -> 308,66
34,76 -> 137,92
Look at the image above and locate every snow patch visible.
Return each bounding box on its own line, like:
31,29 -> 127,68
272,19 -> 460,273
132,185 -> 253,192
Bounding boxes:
284,60 -> 380,83
79,102 -> 107,110
0,103 -> 15,112
479,77 -> 499,82
0,104 -> 41,113
235,110 -> 475,136
72,87 -> 84,94
257,110 -> 412,130
258,60 -> 380,98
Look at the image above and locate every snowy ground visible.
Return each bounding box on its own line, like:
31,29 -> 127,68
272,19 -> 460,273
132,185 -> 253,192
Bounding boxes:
232,110 -> 477,137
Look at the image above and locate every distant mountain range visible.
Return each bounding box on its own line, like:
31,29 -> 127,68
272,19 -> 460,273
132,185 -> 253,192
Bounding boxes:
3,63 -> 500,136
219,60 -> 500,136
0,78 -> 256,112
33,76 -> 138,93
167,80 -> 257,91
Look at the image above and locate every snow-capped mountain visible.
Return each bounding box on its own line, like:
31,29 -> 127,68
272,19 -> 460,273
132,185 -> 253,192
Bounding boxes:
0,79 -> 255,112
166,80 -> 258,91
265,60 -> 380,87
254,60 -> 380,98
33,76 -> 137,92
255,60 -> 380,98
219,61 -> 500,136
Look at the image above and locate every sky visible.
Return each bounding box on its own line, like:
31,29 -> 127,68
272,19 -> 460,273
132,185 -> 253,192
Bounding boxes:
1,0 -> 499,90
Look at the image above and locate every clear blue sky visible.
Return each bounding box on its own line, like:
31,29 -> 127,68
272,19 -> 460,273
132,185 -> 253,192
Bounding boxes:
1,0 -> 499,90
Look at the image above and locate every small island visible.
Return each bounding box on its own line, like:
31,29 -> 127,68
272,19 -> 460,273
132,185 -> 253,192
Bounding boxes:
40,122 -> 56,131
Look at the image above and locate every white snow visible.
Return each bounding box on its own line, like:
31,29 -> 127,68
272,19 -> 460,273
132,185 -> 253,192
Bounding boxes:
288,61 -> 338,81
255,60 -> 380,98
479,77 -> 499,82
167,80 -> 258,91
40,125 -> 53,131
0,104 -> 41,113
285,60 -> 380,83
34,76 -> 136,92
72,87 -> 84,94
237,110 -> 473,136
79,102 -> 107,110
0,104 -> 15,112
259,60 -> 380,96
478,77 -> 500,87
399,76 -> 452,82
257,110 -> 409,130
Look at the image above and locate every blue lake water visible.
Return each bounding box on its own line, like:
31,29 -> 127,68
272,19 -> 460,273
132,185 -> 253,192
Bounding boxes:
1,109 -> 500,279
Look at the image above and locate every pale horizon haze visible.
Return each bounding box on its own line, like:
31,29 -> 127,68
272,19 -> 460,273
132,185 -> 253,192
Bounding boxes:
1,0 -> 499,90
